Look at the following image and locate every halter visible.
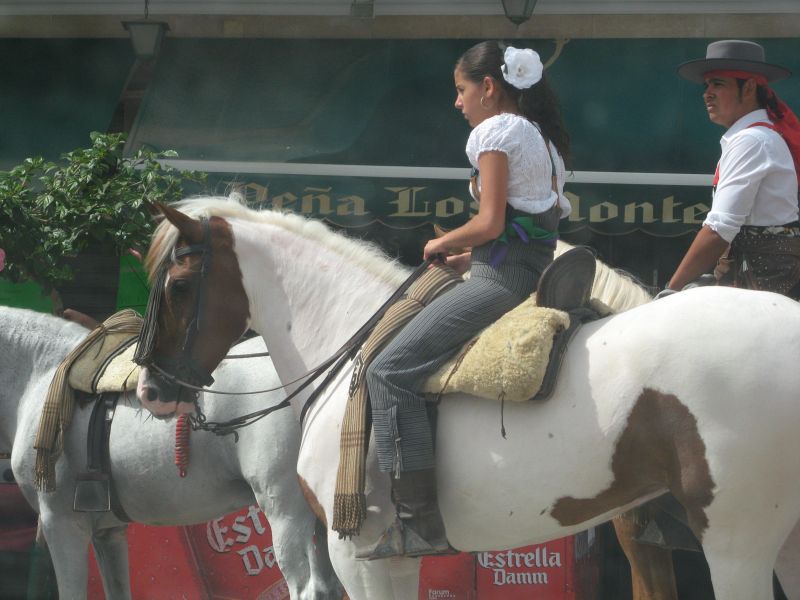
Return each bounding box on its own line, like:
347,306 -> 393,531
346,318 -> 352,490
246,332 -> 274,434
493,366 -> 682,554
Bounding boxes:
134,218 -> 216,392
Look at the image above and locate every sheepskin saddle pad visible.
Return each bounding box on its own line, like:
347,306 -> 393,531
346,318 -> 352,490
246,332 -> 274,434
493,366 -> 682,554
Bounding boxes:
421,298 -> 570,402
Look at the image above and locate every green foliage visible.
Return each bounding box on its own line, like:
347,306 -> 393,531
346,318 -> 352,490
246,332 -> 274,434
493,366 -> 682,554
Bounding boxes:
0,132 -> 207,291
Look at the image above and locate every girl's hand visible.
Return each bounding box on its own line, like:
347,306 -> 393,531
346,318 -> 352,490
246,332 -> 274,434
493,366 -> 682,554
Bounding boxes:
446,251 -> 472,275
423,237 -> 449,261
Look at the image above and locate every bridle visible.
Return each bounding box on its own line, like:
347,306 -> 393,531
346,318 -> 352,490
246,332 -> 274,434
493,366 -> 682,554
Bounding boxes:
134,215 -> 438,436
134,219 -> 218,395
134,218 -> 332,400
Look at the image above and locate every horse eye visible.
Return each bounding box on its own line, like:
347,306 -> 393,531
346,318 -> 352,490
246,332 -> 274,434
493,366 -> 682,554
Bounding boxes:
170,279 -> 191,295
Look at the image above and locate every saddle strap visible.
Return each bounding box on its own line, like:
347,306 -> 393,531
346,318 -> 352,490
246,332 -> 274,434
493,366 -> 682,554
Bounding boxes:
83,394 -> 131,522
333,265 -> 463,538
533,307 -> 597,401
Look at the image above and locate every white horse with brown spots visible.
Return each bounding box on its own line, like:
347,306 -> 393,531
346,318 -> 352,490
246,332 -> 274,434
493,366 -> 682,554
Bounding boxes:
136,197 -> 800,600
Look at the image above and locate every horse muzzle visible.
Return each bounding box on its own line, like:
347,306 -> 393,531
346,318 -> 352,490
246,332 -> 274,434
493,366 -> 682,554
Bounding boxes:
136,366 -> 199,418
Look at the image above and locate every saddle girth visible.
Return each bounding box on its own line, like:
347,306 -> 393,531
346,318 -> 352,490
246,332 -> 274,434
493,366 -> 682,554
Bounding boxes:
73,393 -> 132,522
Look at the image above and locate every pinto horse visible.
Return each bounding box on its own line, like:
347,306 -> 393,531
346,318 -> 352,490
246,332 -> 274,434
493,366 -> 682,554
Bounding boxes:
136,197 -> 800,600
1,306 -> 341,599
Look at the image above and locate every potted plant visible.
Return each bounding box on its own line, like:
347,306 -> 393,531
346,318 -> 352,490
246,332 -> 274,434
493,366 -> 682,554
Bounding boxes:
0,131 -> 207,320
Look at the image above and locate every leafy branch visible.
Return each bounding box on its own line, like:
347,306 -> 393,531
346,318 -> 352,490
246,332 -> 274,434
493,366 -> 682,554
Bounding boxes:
0,132 -> 207,292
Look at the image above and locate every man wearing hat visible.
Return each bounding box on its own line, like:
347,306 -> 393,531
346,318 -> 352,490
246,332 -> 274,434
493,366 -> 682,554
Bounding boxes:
664,40 -> 800,298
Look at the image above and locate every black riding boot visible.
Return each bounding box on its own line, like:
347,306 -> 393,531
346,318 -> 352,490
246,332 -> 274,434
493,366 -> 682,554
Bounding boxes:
356,468 -> 453,560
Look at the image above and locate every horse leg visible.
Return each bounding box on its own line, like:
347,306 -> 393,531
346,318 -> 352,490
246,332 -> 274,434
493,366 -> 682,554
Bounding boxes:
387,555 -> 422,599
38,511 -> 93,599
311,520 -> 345,598
271,511 -> 339,599
26,522 -> 58,599
703,543 -> 774,600
775,518 -> 800,598
254,485 -> 341,599
327,535 -> 421,600
699,508 -> 786,600
92,525 -> 132,600
612,509 -> 678,600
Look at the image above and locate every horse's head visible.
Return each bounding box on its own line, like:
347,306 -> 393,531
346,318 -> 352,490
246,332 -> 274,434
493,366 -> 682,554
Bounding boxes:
135,202 -> 250,417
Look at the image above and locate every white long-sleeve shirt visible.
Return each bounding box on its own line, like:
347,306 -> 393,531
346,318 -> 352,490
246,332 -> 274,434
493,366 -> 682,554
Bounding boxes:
704,109 -> 799,243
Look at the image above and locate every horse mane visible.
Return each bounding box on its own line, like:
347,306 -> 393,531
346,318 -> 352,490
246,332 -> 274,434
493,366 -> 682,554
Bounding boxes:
555,241 -> 653,313
146,197 -> 653,312
145,195 -> 411,287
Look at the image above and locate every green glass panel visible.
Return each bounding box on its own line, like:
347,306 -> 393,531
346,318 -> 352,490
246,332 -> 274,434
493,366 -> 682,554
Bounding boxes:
116,254 -> 150,315
1,255 -> 150,314
0,279 -> 52,313
0,39 -> 134,169
129,38 -> 800,173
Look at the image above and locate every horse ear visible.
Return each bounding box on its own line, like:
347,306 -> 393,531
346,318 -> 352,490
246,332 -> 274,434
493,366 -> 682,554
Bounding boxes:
144,200 -> 164,218
143,201 -> 165,224
158,203 -> 204,243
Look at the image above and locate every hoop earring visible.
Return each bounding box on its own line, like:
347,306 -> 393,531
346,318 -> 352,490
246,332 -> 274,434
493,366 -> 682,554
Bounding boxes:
480,96 -> 489,110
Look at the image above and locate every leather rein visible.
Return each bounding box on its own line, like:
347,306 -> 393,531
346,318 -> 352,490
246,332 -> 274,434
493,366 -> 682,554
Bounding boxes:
135,219 -> 437,436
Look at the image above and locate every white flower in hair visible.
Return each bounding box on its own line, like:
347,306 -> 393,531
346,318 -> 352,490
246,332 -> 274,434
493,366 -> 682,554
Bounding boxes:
501,46 -> 543,90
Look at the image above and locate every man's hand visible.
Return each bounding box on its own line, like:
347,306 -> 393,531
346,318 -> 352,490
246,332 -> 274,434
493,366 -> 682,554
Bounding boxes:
667,226 -> 729,291
654,288 -> 678,300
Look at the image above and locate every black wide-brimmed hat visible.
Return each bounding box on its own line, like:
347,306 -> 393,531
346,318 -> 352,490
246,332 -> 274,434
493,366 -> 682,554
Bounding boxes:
678,40 -> 791,84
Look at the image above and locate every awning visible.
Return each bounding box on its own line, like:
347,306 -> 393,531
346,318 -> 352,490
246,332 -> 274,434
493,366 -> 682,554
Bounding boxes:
0,38 -> 134,169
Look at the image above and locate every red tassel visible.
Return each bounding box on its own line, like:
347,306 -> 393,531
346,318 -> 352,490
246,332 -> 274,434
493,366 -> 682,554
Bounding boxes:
175,414 -> 191,477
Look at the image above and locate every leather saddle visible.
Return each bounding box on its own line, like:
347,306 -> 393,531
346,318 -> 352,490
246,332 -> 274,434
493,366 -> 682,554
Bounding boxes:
533,246 -> 598,400
536,245 -> 597,312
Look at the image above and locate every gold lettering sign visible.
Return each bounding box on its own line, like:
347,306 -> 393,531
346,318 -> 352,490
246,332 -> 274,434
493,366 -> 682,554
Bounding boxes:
435,197 -> 464,218
337,195 -> 367,216
271,192 -> 298,211
623,201 -> 656,224
565,192 -> 584,222
683,203 -> 710,224
589,201 -> 618,223
661,196 -> 682,223
301,187 -> 333,215
215,177 -> 709,231
386,187 -> 430,217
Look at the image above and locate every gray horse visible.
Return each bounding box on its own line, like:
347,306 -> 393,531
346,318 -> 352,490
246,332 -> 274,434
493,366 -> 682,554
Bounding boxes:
1,305 -> 341,599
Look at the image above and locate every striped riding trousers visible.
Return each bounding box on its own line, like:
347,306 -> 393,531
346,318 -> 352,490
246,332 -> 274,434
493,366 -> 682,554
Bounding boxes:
366,237 -> 554,474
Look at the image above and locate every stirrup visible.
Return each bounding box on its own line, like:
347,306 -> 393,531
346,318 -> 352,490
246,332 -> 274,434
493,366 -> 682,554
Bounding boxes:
355,517 -> 455,561
355,519 -> 405,561
634,498 -> 702,553
404,528 -> 456,558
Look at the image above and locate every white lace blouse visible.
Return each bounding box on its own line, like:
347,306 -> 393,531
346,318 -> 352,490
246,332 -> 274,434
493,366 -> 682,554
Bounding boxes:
466,113 -> 570,218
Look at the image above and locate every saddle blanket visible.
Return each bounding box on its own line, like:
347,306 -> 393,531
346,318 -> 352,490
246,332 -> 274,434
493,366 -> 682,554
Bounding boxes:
35,309 -> 143,492
421,297 -> 570,402
68,333 -> 140,394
